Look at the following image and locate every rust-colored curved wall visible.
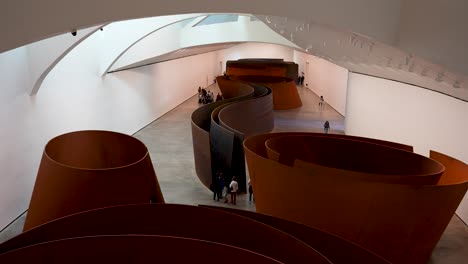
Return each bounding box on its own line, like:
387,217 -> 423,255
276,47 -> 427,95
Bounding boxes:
0,235 -> 283,264
1,204 -> 331,264
200,205 -> 390,264
190,125 -> 212,188
265,135 -> 443,184
244,132 -> 468,264
226,59 -> 298,80
233,75 -> 302,110
216,76 -> 253,99
191,85 -> 256,189
209,84 -> 274,192
191,81 -> 274,191
219,86 -> 274,137
23,130 -> 164,231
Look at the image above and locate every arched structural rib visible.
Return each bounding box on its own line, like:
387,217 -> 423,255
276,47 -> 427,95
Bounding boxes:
104,15 -> 205,74
30,25 -> 104,95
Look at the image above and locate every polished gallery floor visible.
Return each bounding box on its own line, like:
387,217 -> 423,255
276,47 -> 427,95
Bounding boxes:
0,84 -> 467,263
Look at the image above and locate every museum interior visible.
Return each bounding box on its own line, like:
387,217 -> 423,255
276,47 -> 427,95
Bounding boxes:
0,1 -> 468,263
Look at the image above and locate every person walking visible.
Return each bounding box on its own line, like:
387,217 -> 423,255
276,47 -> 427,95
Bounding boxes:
319,96 -> 324,110
230,176 -> 239,205
324,120 -> 330,134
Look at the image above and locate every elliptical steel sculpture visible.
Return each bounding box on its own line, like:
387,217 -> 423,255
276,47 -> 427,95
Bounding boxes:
244,132 -> 468,264
23,130 -> 165,231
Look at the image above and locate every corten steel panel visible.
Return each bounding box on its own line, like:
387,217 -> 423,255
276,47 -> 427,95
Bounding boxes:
0,235 -> 283,263
233,75 -> 302,110
216,76 -> 253,99
0,204 -> 331,264
244,133 -> 468,264
200,205 -> 391,264
210,84 -> 274,193
191,86 -> 255,189
219,86 -> 274,137
210,117 -> 235,179
226,59 -> 299,80
191,79 -> 274,192
190,125 -> 212,189
23,130 -> 164,231
264,135 -> 443,185
228,67 -> 287,78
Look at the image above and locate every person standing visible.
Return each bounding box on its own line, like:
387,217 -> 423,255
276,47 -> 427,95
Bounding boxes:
223,177 -> 230,203
230,177 -> 239,205
324,120 -> 330,134
319,96 -> 324,110
248,179 -> 254,203
218,173 -> 225,201
212,174 -> 221,201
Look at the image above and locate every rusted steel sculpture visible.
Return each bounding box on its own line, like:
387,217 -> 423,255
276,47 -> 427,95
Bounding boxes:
244,132 -> 468,264
200,205 -> 390,264
0,235 -> 283,264
232,75 -> 302,109
1,204 -> 331,264
226,58 -> 298,80
23,130 -> 164,231
191,78 -> 274,192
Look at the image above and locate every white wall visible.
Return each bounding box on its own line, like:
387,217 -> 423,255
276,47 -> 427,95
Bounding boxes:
397,0 -> 468,76
0,47 -> 31,102
27,26 -> 100,94
345,73 -> 468,223
217,42 -> 295,74
0,27 -> 217,230
294,50 -> 348,115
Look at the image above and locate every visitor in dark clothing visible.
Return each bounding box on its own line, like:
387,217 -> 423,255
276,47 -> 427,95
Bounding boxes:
216,93 -> 222,101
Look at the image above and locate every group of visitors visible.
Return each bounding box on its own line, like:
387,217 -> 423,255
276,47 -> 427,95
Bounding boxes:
198,87 -> 223,104
211,173 -> 254,205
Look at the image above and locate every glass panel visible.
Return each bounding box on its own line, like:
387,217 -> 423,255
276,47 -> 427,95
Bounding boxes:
195,14 -> 239,26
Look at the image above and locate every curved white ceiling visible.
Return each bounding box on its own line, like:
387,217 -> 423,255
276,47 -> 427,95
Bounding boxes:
109,14 -> 299,72
1,0 -> 401,53
105,15 -> 206,73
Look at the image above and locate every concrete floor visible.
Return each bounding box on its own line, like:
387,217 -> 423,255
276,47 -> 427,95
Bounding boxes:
1,84 -> 467,263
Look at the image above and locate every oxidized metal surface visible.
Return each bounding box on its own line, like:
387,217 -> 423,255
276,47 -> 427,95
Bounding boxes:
191,78 -> 274,192
226,59 -> 298,80
1,204 -> 331,264
23,130 -> 164,231
200,205 -> 390,264
232,75 -> 302,109
0,235 -> 283,264
244,132 -> 468,264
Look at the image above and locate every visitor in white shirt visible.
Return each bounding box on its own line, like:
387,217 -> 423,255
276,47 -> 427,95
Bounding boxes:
229,177 -> 238,205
